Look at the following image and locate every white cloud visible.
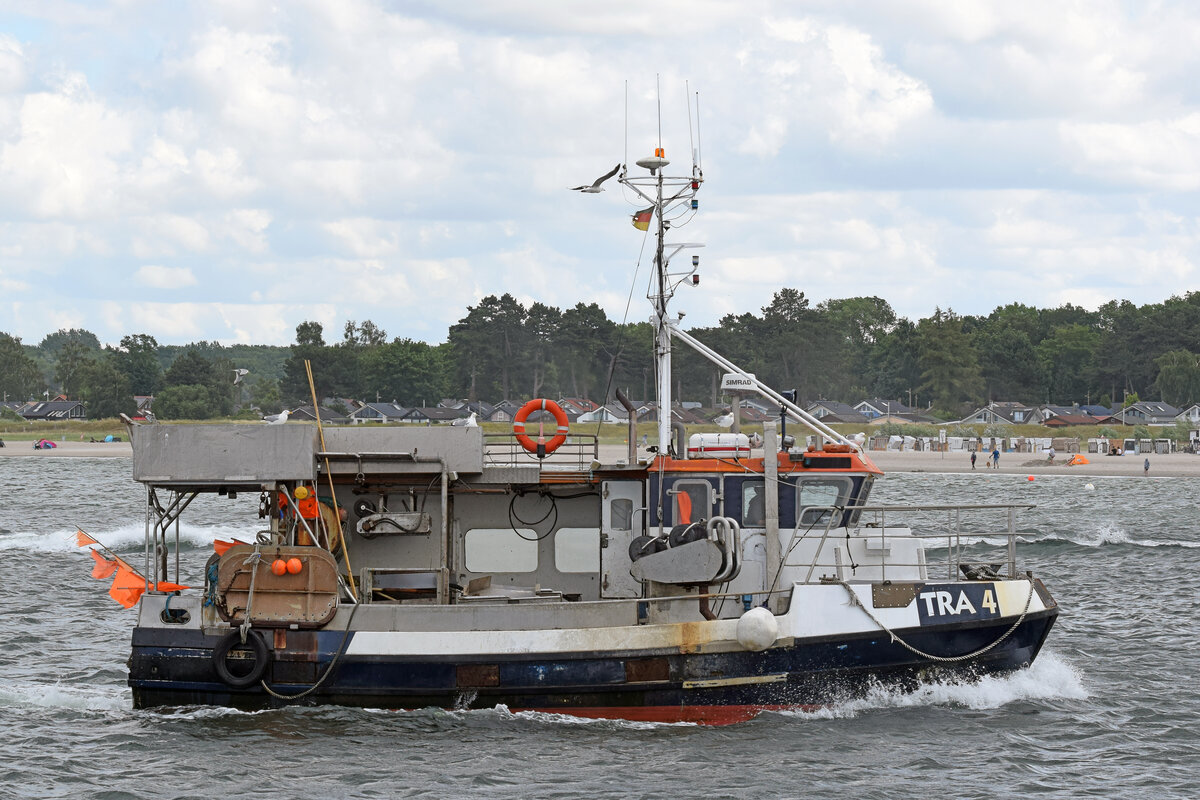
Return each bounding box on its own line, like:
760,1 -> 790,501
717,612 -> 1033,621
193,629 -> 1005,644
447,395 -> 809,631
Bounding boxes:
134,265 -> 199,289
4,0 -> 1200,350
0,34 -> 26,94
1060,114 -> 1200,190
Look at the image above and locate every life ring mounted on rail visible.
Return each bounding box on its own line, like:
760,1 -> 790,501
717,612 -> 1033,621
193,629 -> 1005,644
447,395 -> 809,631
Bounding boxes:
512,399 -> 570,458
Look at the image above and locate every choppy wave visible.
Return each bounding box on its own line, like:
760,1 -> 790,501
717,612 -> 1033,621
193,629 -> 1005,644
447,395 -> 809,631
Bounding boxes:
0,681 -> 128,714
1025,525 -> 1200,550
0,523 -> 264,554
777,650 -> 1086,720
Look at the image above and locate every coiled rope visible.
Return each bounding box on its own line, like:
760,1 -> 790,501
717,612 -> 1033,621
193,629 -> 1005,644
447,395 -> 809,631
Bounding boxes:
839,578 -> 1036,663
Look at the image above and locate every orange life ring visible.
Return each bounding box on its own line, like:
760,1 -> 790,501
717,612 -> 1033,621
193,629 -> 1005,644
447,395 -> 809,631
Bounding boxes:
513,399 -> 569,456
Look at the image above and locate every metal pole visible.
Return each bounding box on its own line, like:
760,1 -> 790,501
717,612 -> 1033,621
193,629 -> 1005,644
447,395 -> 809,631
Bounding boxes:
763,422 -> 781,611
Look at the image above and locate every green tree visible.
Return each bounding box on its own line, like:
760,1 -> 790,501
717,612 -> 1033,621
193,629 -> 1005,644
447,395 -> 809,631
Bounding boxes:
77,356 -> 135,419
0,332 -> 44,400
154,384 -> 225,420
360,339 -> 449,406
54,340 -> 96,398
282,321 -> 335,404
160,350 -> 232,417
38,328 -> 101,357
556,302 -> 617,400
249,377 -> 283,415
916,308 -> 984,414
1154,349 -> 1200,406
111,334 -> 162,395
1037,323 -> 1100,403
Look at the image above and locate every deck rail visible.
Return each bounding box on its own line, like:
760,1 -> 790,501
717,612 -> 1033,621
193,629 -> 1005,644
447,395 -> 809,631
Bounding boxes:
483,433 -> 601,470
787,503 -> 1037,584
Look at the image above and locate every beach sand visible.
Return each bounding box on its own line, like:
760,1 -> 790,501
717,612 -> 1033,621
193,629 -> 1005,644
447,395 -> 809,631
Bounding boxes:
4,439 -> 1195,478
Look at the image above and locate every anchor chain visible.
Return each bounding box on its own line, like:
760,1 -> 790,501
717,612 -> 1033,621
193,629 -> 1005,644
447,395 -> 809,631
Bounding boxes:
840,578 -> 1036,663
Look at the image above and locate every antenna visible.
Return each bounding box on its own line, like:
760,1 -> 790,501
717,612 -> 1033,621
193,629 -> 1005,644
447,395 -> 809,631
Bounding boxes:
695,91 -> 703,174
686,80 -> 695,169
656,73 -> 662,151
624,80 -> 628,170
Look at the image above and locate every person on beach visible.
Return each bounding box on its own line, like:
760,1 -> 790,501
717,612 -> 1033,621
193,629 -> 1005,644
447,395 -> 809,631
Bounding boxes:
970,451 -> 977,469
992,447 -> 1000,468
1144,457 -> 1150,476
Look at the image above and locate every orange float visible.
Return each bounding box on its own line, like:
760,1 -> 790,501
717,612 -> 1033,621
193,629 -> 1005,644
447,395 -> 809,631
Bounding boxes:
512,399 -> 570,456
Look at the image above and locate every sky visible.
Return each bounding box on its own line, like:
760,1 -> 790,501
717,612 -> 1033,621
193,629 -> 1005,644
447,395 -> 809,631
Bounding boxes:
3,1 -> 1200,347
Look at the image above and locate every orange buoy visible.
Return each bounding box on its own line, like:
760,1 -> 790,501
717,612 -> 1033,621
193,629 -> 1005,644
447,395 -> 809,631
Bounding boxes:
512,398 -> 570,456
286,557 -> 303,574
1027,476 -> 1035,481
271,558 -> 288,576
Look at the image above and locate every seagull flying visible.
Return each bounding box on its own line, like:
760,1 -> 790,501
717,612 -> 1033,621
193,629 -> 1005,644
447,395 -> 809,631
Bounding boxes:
570,163 -> 620,193
232,368 -> 249,385
263,409 -> 291,425
451,411 -> 478,427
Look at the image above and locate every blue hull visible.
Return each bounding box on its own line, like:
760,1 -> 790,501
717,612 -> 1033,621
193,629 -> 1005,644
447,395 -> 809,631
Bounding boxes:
129,608 -> 1057,723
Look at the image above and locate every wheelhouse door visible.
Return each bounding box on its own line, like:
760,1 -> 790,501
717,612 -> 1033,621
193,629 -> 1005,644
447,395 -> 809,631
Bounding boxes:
600,480 -> 643,599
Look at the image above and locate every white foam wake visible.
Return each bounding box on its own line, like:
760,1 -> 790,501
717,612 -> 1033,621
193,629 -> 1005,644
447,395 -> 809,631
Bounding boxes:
781,650 -> 1087,720
0,681 -> 128,714
0,523 -> 263,554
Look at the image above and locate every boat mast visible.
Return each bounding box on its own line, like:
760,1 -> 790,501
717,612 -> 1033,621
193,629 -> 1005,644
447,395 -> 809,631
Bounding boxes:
652,165 -> 671,456
621,143 -> 702,457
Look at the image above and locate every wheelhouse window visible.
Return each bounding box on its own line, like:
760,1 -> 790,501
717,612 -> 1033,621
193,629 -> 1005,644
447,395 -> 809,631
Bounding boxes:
610,499 -> 633,531
741,480 -> 766,527
464,528 -> 538,573
796,478 -> 853,526
671,480 -> 712,524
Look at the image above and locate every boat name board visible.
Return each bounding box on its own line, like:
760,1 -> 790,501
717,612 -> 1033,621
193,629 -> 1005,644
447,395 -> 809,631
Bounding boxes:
915,583 -> 1000,625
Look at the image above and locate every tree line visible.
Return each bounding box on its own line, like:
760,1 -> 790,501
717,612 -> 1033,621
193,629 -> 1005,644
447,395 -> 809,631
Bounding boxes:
4,289 -> 1200,421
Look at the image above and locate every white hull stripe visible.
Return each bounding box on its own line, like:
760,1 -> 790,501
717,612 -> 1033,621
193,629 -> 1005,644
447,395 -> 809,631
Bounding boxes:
343,581 -> 1045,658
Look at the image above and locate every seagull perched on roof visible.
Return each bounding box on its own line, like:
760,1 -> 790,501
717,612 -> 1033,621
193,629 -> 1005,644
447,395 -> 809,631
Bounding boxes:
451,411 -> 478,427
569,164 -> 620,193
232,368 -> 249,385
263,409 -> 291,425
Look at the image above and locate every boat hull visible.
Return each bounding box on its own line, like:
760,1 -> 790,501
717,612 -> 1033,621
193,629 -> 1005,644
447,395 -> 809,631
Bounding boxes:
129,607 -> 1057,723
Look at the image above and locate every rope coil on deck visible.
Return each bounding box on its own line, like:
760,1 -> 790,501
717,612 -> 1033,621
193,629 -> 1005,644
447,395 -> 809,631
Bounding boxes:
840,579 -> 1036,663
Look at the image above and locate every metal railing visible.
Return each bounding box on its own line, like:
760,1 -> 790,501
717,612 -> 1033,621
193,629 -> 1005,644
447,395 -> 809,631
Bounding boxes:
785,503 -> 1037,584
483,433 -> 601,470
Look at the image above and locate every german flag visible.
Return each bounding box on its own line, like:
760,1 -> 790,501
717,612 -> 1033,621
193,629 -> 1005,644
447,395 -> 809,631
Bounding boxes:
632,207 -> 653,231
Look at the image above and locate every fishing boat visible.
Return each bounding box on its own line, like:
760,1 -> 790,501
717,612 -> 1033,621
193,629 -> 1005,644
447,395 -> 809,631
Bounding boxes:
110,102 -> 1058,724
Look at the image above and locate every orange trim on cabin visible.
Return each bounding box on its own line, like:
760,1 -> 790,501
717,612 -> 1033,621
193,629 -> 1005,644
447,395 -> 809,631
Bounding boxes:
649,452 -> 882,476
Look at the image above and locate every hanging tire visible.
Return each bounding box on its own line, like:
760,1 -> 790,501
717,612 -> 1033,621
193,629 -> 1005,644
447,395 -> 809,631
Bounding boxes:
212,629 -> 271,688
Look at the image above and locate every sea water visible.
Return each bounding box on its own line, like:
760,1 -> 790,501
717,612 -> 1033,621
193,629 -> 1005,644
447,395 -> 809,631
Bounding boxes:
0,458 -> 1197,799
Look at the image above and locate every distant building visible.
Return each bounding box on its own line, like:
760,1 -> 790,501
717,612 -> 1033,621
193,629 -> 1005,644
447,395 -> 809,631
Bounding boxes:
853,399 -> 914,420
290,405 -> 351,425
1117,401 -> 1181,426
350,402 -> 409,424
961,401 -> 1036,425
20,400 -> 87,421
806,400 -> 868,424
400,407 -> 470,424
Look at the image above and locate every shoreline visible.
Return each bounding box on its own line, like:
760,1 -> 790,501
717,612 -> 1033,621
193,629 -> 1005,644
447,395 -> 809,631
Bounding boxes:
3,440 -> 1195,477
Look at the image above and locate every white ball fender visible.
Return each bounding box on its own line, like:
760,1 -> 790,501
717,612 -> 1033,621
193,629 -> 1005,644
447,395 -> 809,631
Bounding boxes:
736,606 -> 778,652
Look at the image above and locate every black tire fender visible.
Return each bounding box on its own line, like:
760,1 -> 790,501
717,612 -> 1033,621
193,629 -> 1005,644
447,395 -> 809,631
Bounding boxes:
212,629 -> 271,688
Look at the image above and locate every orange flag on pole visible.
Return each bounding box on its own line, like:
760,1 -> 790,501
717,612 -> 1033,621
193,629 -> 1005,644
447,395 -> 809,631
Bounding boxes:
109,564 -> 148,609
90,549 -> 119,579
77,528 -> 189,608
